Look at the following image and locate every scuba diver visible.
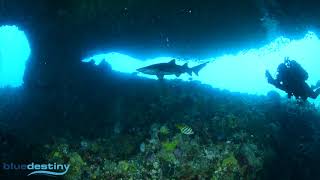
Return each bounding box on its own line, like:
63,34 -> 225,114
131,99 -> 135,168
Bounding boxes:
265,57 -> 320,101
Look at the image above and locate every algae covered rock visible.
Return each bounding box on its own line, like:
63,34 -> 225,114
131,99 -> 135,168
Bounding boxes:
240,143 -> 263,171
65,152 -> 87,180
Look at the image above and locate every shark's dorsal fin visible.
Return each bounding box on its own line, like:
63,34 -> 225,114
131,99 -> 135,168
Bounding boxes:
183,63 -> 188,68
169,59 -> 176,64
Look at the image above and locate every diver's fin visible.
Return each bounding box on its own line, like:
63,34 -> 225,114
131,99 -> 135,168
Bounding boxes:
169,59 -> 176,64
192,61 -> 209,76
311,80 -> 320,90
156,74 -> 164,80
312,88 -> 320,99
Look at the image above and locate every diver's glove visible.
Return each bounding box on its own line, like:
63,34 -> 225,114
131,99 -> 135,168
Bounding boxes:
265,70 -> 275,84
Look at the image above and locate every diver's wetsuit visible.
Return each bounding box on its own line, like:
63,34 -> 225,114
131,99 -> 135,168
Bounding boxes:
266,58 -> 320,100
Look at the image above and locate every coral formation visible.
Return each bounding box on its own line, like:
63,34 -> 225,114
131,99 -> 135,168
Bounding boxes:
1,71 -> 320,179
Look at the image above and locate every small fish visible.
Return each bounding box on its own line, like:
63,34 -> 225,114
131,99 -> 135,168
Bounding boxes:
176,124 -> 194,135
140,142 -> 146,153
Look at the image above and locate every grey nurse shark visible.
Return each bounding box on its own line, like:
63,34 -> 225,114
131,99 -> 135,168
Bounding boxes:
136,59 -> 209,80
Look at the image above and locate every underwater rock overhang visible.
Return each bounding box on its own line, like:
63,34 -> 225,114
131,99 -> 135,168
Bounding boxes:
82,31 -> 320,105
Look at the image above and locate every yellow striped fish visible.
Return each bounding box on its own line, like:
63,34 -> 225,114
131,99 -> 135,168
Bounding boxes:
176,124 -> 194,135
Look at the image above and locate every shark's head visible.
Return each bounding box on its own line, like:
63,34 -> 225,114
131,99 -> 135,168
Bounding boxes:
136,66 -> 157,75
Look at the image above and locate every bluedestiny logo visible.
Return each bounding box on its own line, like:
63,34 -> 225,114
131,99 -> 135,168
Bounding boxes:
2,162 -> 70,176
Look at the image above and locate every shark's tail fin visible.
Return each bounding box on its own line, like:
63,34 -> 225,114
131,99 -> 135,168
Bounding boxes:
191,62 -> 209,76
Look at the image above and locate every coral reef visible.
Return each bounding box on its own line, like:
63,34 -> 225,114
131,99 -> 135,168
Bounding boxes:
1,70 -> 320,179
43,120 -> 265,179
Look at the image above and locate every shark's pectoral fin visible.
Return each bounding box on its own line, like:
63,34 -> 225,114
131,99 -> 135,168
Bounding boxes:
156,74 -> 164,80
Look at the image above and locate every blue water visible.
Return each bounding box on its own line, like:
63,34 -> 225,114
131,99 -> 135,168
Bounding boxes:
83,31 -> 320,104
0,25 -> 30,87
1,25 -> 319,104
